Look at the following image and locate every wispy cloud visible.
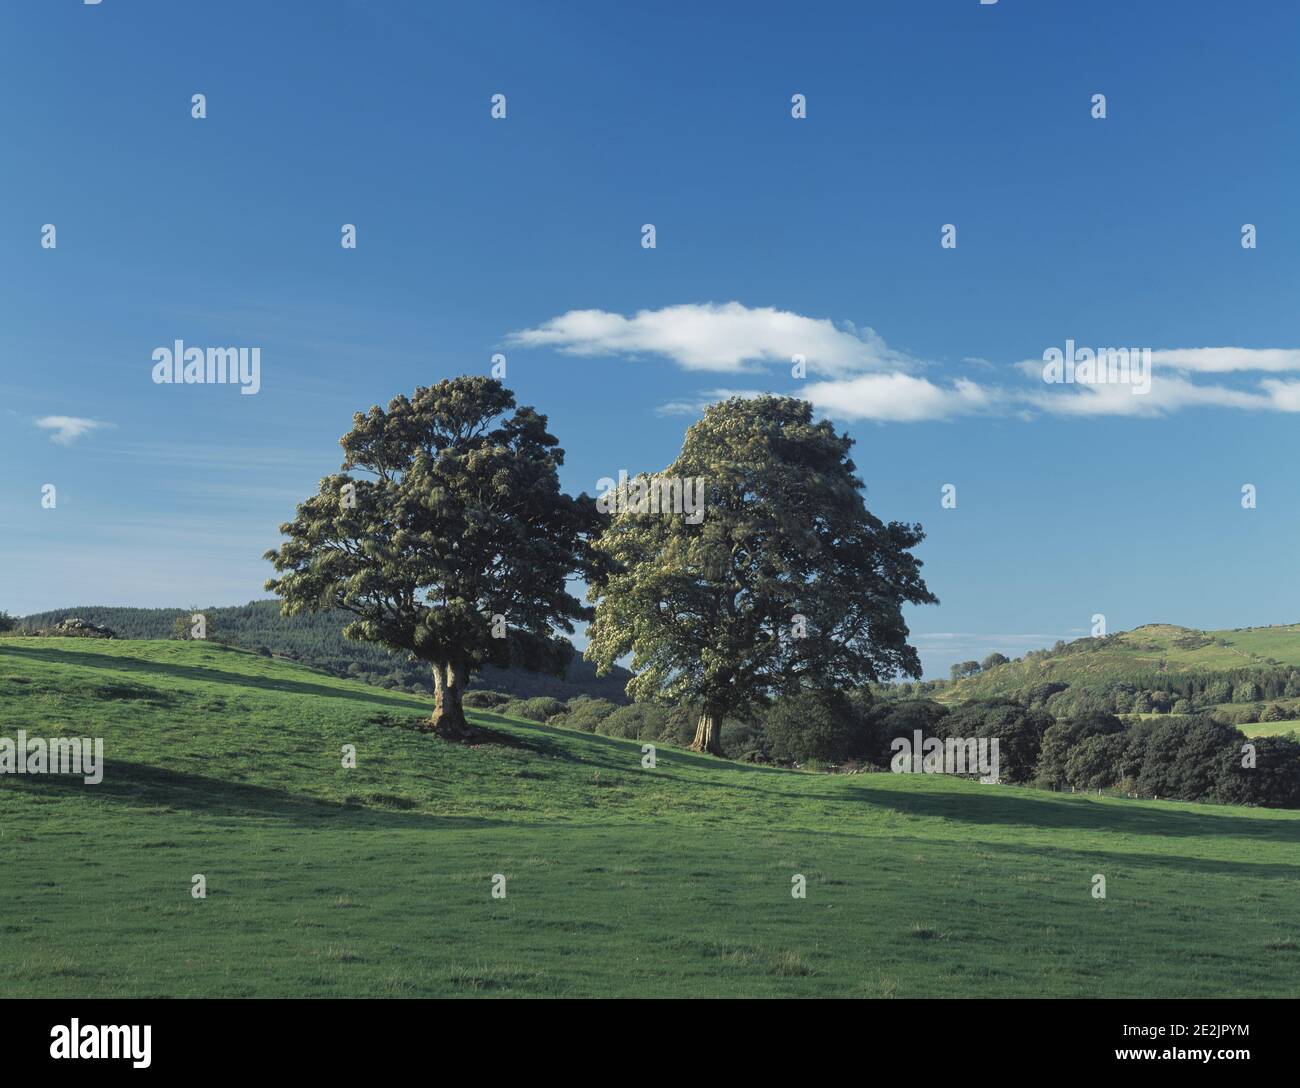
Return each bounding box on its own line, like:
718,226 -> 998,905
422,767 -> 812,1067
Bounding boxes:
508,302 -> 919,376
1014,350 -> 1300,417
511,302 -> 1300,423
35,416 -> 115,445
655,388 -> 767,416
1151,348 -> 1300,374
912,632 -> 1069,647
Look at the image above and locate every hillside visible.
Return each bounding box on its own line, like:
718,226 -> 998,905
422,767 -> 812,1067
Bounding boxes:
17,600 -> 632,704
1,637 -> 1297,997
938,622 -> 1300,717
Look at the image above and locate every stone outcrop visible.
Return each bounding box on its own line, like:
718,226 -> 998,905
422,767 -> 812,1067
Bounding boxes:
50,618 -> 117,639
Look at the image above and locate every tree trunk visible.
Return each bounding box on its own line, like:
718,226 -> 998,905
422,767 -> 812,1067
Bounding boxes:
430,661 -> 471,738
690,708 -> 725,756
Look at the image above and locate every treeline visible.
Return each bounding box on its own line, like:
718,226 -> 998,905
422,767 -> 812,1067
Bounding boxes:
474,689 -> 1300,809
14,602 -> 631,704
909,667 -> 1300,724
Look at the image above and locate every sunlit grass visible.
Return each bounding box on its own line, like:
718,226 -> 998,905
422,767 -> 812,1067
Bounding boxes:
1,638 -> 1297,997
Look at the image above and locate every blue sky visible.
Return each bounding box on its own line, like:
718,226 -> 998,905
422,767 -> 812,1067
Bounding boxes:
3,0 -> 1298,678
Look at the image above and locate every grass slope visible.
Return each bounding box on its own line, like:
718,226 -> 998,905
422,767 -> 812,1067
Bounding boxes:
1,637 -> 1297,998
1242,720 -> 1300,738
16,601 -> 633,704
943,622 -> 1300,703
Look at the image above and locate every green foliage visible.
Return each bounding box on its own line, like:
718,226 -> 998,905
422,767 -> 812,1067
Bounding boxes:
937,701 -> 1052,784
170,610 -> 214,641
0,610 -> 15,634
263,377 -> 603,730
549,695 -> 619,733
500,696 -> 568,723
596,703 -> 671,740
720,718 -> 769,762
660,702 -> 702,748
872,698 -> 950,758
1213,735 -> 1300,807
1064,733 -> 1127,791
585,395 -> 936,753
1017,680 -> 1069,709
763,690 -> 875,765
1206,679 -> 1233,704
1233,680 -> 1260,703
1035,712 -> 1124,789
462,689 -> 512,709
1132,716 -> 1244,801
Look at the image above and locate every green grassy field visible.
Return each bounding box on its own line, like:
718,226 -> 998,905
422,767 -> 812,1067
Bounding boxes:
1,637 -> 1298,997
942,622 -> 1300,704
1128,712 -> 1300,738
1240,720 -> 1300,739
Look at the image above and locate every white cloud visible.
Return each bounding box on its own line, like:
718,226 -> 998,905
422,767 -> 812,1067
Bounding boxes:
1015,347 -> 1300,378
508,302 -> 918,376
804,373 -> 994,423
912,632 -> 1068,647
654,388 -> 768,416
1025,375 -> 1278,417
510,303 -> 1300,423
653,376 -> 995,424
1016,353 -> 1300,417
35,416 -> 114,445
1149,347 -> 1300,373
1260,379 -> 1300,412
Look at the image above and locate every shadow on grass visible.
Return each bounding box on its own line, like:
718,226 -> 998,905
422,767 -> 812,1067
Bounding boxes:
889,832 -> 1300,882
0,645 -> 428,714
465,715 -> 1298,853
824,781 -> 1300,845
471,715 -> 789,775
1,759 -> 506,832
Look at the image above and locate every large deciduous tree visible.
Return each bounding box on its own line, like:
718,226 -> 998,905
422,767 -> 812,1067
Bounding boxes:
584,395 -> 938,755
265,377 -> 600,738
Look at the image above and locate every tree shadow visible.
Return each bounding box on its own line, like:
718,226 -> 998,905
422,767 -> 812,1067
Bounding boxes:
0,645 -> 428,714
889,832 -> 1300,882
469,714 -> 793,775
820,780 -> 1300,844
0,759 -> 506,831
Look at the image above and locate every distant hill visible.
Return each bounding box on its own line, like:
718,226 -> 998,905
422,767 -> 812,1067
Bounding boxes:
15,600 -> 632,703
934,622 -> 1300,723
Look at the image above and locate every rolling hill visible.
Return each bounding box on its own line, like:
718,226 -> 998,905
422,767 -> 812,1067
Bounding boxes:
16,600 -> 633,704
938,622 -> 1300,717
1,636 -> 1297,997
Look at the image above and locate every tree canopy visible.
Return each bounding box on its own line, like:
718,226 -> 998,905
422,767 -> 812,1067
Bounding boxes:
265,376 -> 601,736
584,395 -> 937,754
